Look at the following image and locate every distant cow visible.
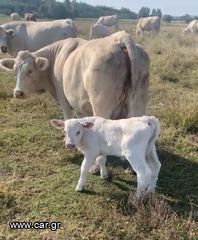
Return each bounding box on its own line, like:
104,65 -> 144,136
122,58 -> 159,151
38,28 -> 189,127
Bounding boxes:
0,20 -> 77,56
96,15 -> 119,30
50,116 -> 161,197
24,13 -> 37,21
89,23 -> 111,39
182,20 -> 198,35
65,18 -> 78,34
136,16 -> 160,36
10,13 -> 21,21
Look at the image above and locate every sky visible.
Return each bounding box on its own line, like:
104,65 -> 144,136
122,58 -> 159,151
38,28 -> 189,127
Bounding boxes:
58,0 -> 198,16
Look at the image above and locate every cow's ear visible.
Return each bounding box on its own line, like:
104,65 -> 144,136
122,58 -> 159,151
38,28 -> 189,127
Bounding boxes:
50,119 -> 65,130
36,57 -> 49,71
6,29 -> 15,38
0,58 -> 15,71
81,121 -> 94,128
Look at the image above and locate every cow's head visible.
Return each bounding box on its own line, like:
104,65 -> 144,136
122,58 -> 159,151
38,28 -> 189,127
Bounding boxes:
0,50 -> 49,98
50,119 -> 93,149
0,27 -> 15,53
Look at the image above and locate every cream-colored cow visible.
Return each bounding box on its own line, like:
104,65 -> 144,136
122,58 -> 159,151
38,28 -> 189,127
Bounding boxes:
0,20 -> 77,56
0,31 -> 149,120
89,23 -> 111,39
96,15 -> 119,30
136,16 -> 160,36
182,20 -> 198,35
10,13 -> 21,21
24,13 -> 37,21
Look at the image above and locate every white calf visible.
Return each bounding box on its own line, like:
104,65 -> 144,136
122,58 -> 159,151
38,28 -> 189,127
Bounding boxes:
51,116 -> 161,198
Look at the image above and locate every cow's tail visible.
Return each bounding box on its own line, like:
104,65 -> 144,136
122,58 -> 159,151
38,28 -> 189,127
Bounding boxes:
147,116 -> 160,154
115,31 -> 139,96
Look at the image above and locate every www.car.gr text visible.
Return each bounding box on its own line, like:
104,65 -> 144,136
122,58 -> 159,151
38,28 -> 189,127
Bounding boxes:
9,221 -> 61,231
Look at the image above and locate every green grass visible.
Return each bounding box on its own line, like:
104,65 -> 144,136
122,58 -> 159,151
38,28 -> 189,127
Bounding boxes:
0,18 -> 198,239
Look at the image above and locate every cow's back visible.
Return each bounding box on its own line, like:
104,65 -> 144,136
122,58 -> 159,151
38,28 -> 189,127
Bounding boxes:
62,36 -> 129,117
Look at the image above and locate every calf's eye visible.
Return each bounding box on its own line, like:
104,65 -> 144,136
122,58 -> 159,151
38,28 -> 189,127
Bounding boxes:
28,70 -> 33,74
76,131 -> 80,136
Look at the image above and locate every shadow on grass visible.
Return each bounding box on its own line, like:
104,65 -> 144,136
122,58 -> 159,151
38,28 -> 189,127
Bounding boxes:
111,149 -> 198,218
157,149 -> 198,216
66,148 -> 197,217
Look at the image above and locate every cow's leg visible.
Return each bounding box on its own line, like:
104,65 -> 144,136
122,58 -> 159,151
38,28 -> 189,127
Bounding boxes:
124,150 -> 152,198
146,145 -> 161,192
59,96 -> 73,120
75,154 -> 96,191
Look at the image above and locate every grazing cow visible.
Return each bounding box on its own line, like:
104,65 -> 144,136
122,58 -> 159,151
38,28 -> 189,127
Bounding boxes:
89,23 -> 111,39
50,116 -> 161,197
0,20 -> 77,56
0,31 -> 149,173
24,13 -> 37,21
96,15 -> 119,30
182,19 -> 198,35
136,16 -> 160,36
10,13 -> 21,21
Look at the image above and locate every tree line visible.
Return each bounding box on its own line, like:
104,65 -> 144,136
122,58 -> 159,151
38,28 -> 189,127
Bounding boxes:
0,0 -> 197,23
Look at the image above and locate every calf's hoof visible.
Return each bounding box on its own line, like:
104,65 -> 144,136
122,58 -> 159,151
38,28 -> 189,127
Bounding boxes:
89,165 -> 100,175
101,173 -> 109,179
75,186 -> 84,192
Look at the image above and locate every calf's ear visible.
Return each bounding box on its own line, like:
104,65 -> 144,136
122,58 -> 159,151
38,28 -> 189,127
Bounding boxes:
81,121 -> 94,128
50,119 -> 65,130
0,58 -> 15,71
36,57 -> 49,71
6,29 -> 15,38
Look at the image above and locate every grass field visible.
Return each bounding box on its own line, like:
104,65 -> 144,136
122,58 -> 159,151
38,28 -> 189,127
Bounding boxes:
0,17 -> 198,240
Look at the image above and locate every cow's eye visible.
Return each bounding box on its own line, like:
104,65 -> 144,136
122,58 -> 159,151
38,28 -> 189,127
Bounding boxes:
76,131 -> 80,136
28,70 -> 33,74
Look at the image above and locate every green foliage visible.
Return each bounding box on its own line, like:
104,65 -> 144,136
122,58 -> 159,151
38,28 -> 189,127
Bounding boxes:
138,7 -> 150,18
0,0 -> 138,19
163,14 -> 173,22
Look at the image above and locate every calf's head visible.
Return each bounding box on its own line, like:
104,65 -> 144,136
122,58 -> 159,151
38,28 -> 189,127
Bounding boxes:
50,119 -> 93,149
0,50 -> 49,98
0,27 -> 15,53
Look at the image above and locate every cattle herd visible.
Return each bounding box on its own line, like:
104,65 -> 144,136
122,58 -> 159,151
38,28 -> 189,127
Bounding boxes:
0,13 -> 197,198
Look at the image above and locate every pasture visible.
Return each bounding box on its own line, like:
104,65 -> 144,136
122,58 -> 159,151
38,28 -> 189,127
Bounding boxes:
0,17 -> 198,240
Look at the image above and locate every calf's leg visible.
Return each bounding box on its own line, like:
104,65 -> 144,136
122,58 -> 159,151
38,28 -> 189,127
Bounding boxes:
96,155 -> 108,179
125,150 -> 153,198
75,155 -> 96,192
146,145 -> 161,192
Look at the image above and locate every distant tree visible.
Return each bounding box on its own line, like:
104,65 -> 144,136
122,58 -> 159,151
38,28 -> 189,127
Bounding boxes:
156,8 -> 162,18
151,8 -> 157,16
64,0 -> 72,18
71,0 -> 79,18
138,7 -> 150,18
182,14 -> 193,23
151,8 -> 162,18
163,14 -> 173,23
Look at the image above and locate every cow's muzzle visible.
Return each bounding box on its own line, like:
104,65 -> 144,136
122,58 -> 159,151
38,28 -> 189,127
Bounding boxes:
1,46 -> 8,53
14,90 -> 24,98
